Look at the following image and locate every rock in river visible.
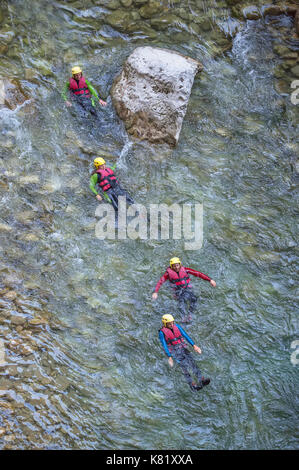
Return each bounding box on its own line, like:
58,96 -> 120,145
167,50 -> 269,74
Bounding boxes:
111,46 -> 203,147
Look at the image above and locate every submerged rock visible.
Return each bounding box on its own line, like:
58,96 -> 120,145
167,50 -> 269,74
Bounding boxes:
3,291 -> 17,301
285,5 -> 298,16
111,46 -> 203,147
105,10 -> 138,32
0,29 -> 15,45
15,211 -> 36,225
18,233 -> 40,242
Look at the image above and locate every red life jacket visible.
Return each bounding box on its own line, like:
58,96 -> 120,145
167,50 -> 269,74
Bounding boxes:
96,168 -> 118,192
160,324 -> 186,353
167,266 -> 191,289
69,76 -> 91,97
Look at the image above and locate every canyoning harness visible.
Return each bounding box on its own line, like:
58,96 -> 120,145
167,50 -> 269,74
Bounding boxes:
166,266 -> 191,290
160,325 -> 187,354
96,168 -> 118,192
69,76 -> 91,98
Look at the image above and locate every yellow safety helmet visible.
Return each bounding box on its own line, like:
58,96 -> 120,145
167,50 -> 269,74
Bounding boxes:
94,157 -> 106,168
162,314 -> 175,327
170,257 -> 181,267
72,66 -> 82,75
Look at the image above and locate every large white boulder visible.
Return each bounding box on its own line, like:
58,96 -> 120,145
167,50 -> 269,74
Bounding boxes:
111,46 -> 203,147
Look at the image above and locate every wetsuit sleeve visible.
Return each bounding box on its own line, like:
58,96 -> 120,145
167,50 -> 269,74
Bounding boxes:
154,271 -> 170,293
159,330 -> 171,357
61,82 -> 70,101
89,173 -> 99,195
185,267 -> 211,281
176,324 -> 195,347
85,79 -> 100,100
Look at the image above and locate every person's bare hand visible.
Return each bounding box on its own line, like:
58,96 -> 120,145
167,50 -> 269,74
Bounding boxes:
99,99 -> 107,106
210,280 -> 216,287
168,357 -> 174,367
96,194 -> 102,201
66,101 -> 72,107
193,345 -> 202,354
152,292 -> 158,300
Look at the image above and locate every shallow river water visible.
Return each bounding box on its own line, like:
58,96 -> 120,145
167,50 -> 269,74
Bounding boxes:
0,0 -> 298,450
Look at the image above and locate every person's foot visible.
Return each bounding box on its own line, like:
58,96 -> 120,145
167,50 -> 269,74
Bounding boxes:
202,377 -> 210,387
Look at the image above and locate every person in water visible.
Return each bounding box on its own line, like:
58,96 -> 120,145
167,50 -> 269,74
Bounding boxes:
90,157 -> 134,211
152,257 -> 216,322
159,314 -> 210,391
61,66 -> 107,117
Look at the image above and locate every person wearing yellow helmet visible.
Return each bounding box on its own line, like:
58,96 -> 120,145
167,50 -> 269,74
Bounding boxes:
159,314 -> 210,391
152,257 -> 216,322
89,157 -> 134,210
61,66 -> 107,116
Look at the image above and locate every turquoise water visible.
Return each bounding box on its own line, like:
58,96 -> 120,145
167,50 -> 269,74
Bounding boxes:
0,0 -> 298,449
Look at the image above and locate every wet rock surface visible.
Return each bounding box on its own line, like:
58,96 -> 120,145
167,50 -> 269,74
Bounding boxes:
111,46 -> 203,147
